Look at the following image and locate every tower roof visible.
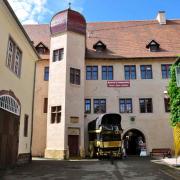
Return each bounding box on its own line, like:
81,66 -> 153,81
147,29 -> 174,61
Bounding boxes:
50,9 -> 86,36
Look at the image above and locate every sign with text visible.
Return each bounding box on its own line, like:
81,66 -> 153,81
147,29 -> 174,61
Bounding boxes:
107,81 -> 130,87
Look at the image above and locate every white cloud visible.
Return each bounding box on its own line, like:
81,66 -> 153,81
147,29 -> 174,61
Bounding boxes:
8,0 -> 51,24
7,0 -> 85,24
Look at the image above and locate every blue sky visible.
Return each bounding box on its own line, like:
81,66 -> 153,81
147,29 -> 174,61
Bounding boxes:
8,0 -> 180,24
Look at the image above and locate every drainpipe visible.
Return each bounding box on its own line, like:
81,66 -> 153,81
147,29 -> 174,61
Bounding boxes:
30,60 -> 37,162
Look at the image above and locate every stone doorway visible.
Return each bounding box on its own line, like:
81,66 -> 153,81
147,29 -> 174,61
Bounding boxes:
68,135 -> 79,157
68,128 -> 80,158
123,129 -> 145,156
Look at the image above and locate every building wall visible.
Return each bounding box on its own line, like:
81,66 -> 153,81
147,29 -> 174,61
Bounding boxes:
45,31 -> 85,159
84,58 -> 175,154
65,32 -> 85,157
45,33 -> 68,158
32,59 -> 49,156
0,1 -> 37,159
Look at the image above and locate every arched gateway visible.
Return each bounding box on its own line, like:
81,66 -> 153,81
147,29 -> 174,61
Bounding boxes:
123,129 -> 146,156
0,90 -> 21,169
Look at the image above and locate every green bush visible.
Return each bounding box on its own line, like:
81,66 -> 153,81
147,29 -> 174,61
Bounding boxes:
168,59 -> 180,127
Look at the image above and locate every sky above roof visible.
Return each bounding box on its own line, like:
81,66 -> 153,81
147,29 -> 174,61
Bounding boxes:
7,0 -> 180,24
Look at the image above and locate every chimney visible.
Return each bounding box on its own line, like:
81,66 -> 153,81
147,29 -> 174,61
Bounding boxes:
156,11 -> 166,25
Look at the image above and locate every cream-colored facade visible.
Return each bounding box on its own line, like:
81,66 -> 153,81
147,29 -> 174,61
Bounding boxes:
0,0 -> 38,165
32,59 -> 48,156
27,9 -> 180,159
84,58 -> 174,154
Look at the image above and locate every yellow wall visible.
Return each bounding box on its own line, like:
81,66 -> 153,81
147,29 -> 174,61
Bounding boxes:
0,1 -> 37,155
32,60 -> 48,156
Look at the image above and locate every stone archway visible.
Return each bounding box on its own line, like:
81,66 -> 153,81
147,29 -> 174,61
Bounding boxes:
123,129 -> 146,156
0,90 -> 21,169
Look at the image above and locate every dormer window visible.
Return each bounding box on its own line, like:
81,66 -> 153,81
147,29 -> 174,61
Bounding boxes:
35,42 -> 49,54
93,40 -> 106,52
146,40 -> 160,52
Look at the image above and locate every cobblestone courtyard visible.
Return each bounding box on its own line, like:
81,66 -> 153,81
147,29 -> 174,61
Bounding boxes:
0,157 -> 180,180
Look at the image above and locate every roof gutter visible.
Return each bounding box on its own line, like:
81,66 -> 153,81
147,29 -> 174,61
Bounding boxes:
86,56 -> 178,60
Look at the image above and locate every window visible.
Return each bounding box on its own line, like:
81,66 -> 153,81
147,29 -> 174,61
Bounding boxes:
24,114 -> 29,137
37,47 -> 45,54
146,40 -> 160,52
35,42 -> 49,54
94,99 -> 106,113
164,98 -> 170,112
51,106 -> 61,123
85,99 -> 91,113
119,99 -> 133,113
140,65 -> 153,79
43,98 -> 48,113
53,48 -> 64,62
93,41 -> 107,52
139,98 -> 153,113
6,37 -> 22,77
161,64 -> 172,79
86,66 -> 98,80
124,65 -> 136,80
70,68 -> 80,85
102,66 -> 113,80
44,67 -> 49,81
0,95 -> 20,116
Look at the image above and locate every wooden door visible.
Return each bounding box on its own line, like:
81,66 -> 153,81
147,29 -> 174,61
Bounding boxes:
68,135 -> 79,157
0,109 -> 19,169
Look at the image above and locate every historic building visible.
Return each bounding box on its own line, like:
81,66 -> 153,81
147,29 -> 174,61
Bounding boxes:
0,0 -> 38,168
24,9 -> 180,159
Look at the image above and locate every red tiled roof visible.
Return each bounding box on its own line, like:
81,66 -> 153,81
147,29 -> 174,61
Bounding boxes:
24,19 -> 180,59
24,24 -> 50,49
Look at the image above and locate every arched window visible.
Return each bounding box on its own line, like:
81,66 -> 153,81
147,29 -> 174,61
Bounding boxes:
0,95 -> 20,116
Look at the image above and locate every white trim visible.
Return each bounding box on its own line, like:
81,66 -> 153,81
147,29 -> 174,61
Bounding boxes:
0,95 -> 20,116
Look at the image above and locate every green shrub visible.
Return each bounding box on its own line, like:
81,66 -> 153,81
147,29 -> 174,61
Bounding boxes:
168,59 -> 180,126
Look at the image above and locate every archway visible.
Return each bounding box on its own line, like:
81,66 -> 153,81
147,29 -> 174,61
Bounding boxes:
123,129 -> 145,156
0,90 -> 21,169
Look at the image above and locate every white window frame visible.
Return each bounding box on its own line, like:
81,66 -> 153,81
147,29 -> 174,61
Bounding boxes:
6,37 -> 22,77
0,95 -> 20,116
7,39 -> 15,69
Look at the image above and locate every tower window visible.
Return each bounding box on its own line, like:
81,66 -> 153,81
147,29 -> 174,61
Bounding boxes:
53,48 -> 64,62
70,68 -> 80,85
51,106 -> 61,123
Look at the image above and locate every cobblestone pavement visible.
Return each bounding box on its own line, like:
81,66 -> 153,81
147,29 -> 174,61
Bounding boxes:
0,157 -> 180,180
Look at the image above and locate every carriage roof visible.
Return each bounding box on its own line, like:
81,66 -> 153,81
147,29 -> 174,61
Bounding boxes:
88,113 -> 122,131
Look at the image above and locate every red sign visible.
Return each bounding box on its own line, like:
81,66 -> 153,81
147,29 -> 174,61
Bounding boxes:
107,81 -> 130,87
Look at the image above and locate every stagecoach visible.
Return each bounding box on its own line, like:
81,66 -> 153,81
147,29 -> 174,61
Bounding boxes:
88,113 -> 123,158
